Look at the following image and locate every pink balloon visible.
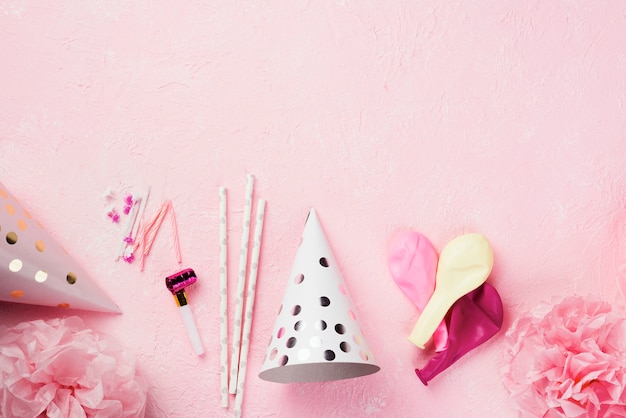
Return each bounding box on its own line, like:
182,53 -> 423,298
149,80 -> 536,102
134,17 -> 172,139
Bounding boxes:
388,231 -> 448,351
415,282 -> 503,385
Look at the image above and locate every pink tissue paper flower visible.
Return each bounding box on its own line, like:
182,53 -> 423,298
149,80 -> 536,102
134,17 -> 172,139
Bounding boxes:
0,317 -> 147,418
501,296 -> 626,418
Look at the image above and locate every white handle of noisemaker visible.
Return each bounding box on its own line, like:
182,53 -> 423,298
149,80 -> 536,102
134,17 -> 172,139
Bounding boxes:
179,304 -> 204,355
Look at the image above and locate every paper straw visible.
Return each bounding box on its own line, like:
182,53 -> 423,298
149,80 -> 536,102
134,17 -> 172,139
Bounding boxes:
219,186 -> 229,408
234,199 -> 265,418
229,174 -> 255,394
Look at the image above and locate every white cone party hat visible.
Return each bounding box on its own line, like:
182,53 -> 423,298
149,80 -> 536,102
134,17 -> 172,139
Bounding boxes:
0,182 -> 120,313
259,209 -> 380,383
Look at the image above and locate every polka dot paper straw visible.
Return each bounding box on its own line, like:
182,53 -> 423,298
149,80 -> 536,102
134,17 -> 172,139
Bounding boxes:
234,199 -> 265,418
219,186 -> 229,408
229,174 -> 255,394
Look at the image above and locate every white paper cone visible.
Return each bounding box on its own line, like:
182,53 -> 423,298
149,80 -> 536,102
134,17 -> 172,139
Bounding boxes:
0,182 -> 120,313
259,209 -> 380,383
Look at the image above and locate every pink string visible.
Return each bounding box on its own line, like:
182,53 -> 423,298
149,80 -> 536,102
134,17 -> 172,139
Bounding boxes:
169,202 -> 182,264
131,200 -> 182,271
143,202 -> 169,252
139,201 -> 169,270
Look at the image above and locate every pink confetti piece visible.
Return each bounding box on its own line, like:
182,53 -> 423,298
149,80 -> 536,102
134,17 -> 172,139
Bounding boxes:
123,194 -> 135,215
107,209 -> 120,223
123,249 -> 135,263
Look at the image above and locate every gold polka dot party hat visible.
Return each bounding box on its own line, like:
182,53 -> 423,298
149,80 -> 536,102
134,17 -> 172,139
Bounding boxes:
259,209 -> 379,383
0,182 -> 120,313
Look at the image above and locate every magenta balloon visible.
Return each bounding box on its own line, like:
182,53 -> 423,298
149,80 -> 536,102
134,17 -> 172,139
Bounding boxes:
415,282 -> 503,385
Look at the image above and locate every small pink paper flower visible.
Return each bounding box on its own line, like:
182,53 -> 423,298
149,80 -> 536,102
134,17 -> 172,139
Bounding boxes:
0,317 -> 147,418
501,296 -> 626,418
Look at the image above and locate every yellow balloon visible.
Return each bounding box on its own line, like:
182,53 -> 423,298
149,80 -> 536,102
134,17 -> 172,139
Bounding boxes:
408,233 -> 494,348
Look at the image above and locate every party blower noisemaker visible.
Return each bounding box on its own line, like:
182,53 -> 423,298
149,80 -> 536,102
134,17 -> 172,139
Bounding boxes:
166,268 -> 205,355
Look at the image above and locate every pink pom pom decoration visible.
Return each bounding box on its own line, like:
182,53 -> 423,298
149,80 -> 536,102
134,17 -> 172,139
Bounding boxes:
501,296 -> 626,418
0,317 -> 147,418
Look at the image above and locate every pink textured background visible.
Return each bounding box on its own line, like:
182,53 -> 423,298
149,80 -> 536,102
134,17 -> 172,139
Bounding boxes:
2,1 -> 626,416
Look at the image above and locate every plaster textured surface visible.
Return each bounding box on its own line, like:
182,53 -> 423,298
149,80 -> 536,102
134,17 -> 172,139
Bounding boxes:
1,1 -> 626,417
